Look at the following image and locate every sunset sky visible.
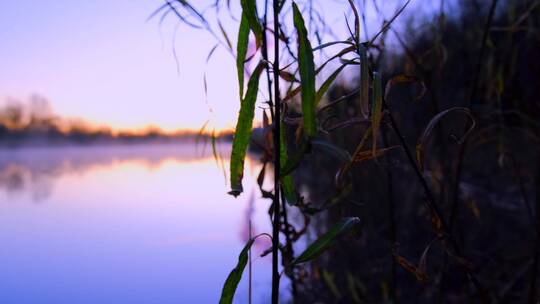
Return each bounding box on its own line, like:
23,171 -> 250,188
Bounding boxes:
0,0 -> 439,132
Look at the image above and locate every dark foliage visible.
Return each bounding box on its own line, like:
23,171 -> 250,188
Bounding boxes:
291,0 -> 540,302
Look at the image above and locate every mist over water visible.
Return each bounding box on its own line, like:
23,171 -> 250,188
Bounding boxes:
0,143 -> 275,303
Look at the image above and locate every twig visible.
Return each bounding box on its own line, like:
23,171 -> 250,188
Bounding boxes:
382,128 -> 398,303
469,0 -> 499,104
368,0 -> 413,45
529,151 -> 540,304
262,0 -> 275,121
272,0 -> 282,303
280,190 -> 298,299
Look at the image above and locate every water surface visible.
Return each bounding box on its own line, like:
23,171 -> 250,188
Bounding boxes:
0,143 -> 275,303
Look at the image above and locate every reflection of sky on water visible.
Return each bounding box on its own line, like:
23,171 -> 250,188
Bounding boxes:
0,144 -> 278,303
0,143 -> 228,202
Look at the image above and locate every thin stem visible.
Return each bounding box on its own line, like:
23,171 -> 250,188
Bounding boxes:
271,0 -> 282,303
262,0 -> 275,120
386,111 -> 439,217
249,219 -> 252,304
382,129 -> 397,303
469,0 -> 499,104
530,153 -> 540,304
280,190 -> 298,299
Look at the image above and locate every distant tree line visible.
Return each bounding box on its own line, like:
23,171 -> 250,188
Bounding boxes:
0,95 -> 227,146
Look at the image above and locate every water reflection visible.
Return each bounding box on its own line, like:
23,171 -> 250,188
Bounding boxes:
0,143 -> 274,303
0,144 -> 231,202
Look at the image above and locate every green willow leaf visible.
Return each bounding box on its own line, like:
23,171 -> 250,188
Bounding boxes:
346,0 -> 360,44
283,45 -> 355,103
293,2 -> 317,138
313,40 -> 354,51
240,0 -> 262,47
371,71 -> 383,155
219,238 -> 255,304
292,217 -> 361,265
315,63 -> 348,106
236,13 -> 249,99
218,20 -> 233,50
281,174 -> 297,205
359,45 -> 369,118
229,62 -> 266,197
177,0 -> 206,23
280,127 -> 298,205
281,139 -> 310,176
316,45 -> 356,75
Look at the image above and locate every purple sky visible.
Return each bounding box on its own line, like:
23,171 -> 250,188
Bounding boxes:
0,0 -> 439,131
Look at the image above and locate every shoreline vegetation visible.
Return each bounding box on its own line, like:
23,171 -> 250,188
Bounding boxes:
0,95 -> 237,147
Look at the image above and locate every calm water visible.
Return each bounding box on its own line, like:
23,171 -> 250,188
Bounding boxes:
0,143 -> 279,303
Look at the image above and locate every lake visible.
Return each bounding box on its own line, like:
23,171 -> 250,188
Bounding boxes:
0,143 -> 281,303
